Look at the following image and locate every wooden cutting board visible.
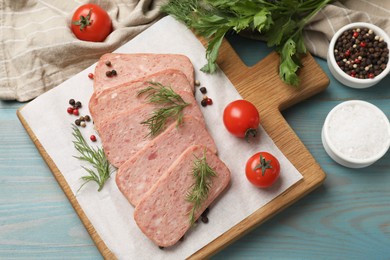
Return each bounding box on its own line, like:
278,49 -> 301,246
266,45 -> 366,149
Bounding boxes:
17,36 -> 329,259
189,38 -> 329,259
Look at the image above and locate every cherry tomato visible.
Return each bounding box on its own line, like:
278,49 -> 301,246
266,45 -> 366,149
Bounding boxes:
245,152 -> 280,188
71,4 -> 112,42
223,100 -> 260,140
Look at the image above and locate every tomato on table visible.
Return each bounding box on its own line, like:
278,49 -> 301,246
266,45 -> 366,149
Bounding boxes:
71,4 -> 112,42
245,152 -> 280,188
223,100 -> 260,141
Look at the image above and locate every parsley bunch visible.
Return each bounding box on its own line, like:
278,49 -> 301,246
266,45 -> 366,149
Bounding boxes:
162,0 -> 332,86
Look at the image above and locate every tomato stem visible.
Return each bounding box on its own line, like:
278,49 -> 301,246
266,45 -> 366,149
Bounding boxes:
244,128 -> 257,142
73,9 -> 93,31
253,154 -> 273,175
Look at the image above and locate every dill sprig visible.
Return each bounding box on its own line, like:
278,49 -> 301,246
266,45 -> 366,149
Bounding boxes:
71,125 -> 112,192
186,149 -> 217,226
137,82 -> 189,137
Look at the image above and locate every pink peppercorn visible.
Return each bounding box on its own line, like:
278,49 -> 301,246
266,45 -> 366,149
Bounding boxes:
90,135 -> 97,142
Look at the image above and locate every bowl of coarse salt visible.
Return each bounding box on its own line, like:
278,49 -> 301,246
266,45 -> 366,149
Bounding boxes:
322,100 -> 390,168
327,22 -> 390,88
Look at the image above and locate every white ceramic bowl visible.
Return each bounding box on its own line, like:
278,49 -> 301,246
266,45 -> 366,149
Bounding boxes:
322,100 -> 390,168
327,22 -> 390,89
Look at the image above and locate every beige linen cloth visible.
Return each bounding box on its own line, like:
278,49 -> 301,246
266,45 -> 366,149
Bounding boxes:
1,0 -> 389,102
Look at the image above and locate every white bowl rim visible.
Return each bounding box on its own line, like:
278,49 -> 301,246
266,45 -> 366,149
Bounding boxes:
323,100 -> 390,165
328,22 -> 390,84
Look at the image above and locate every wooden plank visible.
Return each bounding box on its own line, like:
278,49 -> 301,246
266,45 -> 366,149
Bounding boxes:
17,37 -> 329,259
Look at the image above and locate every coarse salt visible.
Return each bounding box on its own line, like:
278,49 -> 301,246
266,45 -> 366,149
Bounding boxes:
326,101 -> 390,161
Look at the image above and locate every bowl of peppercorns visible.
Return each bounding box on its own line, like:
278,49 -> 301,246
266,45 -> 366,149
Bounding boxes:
327,22 -> 390,88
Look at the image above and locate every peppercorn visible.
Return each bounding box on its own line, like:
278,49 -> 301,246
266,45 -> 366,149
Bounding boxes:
75,101 -> 82,108
69,99 -> 75,106
90,135 -> 97,142
334,27 -> 388,79
201,215 -> 209,223
67,107 -> 74,114
199,87 -> 207,94
206,98 -> 213,105
111,69 -> 117,76
88,73 -> 94,79
201,99 -> 208,107
105,60 -> 111,66
80,121 -> 86,128
75,119 -> 81,126
106,70 -> 112,77
73,109 -> 79,116
194,80 -> 201,86
79,116 -> 85,122
84,115 -> 91,122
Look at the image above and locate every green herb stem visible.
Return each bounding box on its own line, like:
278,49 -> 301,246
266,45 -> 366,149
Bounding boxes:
72,125 -> 111,192
137,82 -> 189,137
185,149 -> 216,226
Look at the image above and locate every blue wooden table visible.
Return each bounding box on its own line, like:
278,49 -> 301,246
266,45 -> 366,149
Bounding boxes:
1,35 -> 389,259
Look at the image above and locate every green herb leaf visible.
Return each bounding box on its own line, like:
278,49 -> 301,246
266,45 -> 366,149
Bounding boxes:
253,9 -> 272,32
72,125 -> 112,192
137,82 -> 189,137
186,149 -> 217,226
162,0 -> 333,86
279,38 -> 300,86
201,28 -> 228,73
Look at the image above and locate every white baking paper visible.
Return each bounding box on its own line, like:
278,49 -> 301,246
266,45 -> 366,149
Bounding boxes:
19,16 -> 303,260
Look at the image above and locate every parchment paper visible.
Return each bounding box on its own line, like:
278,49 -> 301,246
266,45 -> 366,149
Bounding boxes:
19,16 -> 303,260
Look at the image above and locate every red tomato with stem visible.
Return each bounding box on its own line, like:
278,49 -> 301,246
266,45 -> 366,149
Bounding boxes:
223,100 -> 260,141
245,152 -> 280,188
71,4 -> 112,42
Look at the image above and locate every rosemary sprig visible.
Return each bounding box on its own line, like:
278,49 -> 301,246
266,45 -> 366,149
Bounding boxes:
137,82 -> 190,137
71,125 -> 112,192
186,149 -> 217,226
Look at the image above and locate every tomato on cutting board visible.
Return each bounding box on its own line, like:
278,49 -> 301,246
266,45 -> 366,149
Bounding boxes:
223,99 -> 260,141
71,4 -> 112,42
245,152 -> 280,188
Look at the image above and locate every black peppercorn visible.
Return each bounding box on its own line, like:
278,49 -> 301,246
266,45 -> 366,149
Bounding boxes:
69,99 -> 75,106
201,99 -> 208,107
105,60 -> 111,66
199,87 -> 207,94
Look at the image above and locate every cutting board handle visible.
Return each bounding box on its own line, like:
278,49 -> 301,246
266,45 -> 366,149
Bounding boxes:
215,38 -> 329,113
